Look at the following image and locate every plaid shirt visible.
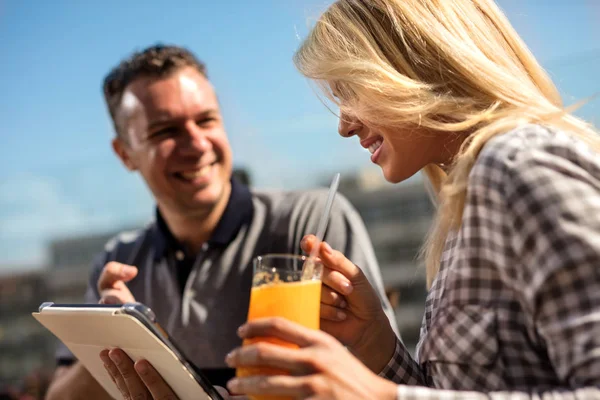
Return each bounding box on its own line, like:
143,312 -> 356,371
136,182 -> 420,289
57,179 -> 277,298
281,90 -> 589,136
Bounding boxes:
379,125 -> 600,399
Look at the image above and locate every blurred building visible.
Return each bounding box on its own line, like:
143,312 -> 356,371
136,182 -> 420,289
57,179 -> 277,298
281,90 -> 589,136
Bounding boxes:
0,269 -> 53,392
0,228 -> 139,395
337,169 -> 434,352
45,230 -> 130,304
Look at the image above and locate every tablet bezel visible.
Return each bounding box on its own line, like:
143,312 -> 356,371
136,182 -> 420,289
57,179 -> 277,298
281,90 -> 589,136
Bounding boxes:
36,302 -> 224,400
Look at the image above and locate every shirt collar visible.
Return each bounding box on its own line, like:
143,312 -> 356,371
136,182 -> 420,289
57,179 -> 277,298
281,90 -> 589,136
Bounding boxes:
152,178 -> 254,259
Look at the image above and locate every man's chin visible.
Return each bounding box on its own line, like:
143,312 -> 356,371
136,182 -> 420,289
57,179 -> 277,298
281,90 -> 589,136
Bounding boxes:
187,194 -> 222,210
188,184 -> 229,210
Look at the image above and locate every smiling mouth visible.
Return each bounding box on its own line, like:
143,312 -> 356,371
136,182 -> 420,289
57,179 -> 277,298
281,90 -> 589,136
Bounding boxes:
368,139 -> 383,155
174,161 -> 218,182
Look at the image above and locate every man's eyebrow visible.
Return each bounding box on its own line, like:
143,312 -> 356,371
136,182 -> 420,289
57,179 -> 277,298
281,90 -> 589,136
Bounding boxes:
146,114 -> 175,130
146,109 -> 220,129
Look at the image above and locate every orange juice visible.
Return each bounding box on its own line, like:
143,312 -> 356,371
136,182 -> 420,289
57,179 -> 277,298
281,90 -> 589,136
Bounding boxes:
236,279 -> 321,398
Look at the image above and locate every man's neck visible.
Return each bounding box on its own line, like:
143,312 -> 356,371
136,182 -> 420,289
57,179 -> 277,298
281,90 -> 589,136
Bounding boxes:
159,182 -> 232,254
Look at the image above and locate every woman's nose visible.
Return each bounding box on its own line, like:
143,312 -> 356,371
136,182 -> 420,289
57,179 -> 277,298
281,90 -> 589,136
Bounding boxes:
338,113 -> 362,138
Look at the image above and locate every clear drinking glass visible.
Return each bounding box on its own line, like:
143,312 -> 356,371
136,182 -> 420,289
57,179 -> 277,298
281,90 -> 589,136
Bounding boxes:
236,254 -> 323,400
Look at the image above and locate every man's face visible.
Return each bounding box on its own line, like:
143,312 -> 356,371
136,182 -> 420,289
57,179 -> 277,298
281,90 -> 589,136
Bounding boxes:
112,67 -> 233,217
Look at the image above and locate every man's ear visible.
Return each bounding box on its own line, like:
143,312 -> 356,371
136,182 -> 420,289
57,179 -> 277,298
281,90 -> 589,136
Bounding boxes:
112,137 -> 138,171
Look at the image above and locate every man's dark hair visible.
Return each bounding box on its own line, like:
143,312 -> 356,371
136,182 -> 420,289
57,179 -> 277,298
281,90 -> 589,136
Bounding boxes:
103,44 -> 207,138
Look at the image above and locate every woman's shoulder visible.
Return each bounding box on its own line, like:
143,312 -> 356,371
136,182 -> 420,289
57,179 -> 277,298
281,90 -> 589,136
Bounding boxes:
470,123 -> 600,192
477,123 -> 596,168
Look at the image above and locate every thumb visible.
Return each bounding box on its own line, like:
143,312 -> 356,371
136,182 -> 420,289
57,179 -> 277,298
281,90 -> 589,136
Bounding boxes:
98,262 -> 138,292
317,240 -> 363,284
113,279 -> 132,292
302,235 -> 366,291
309,239 -> 382,313
302,235 -> 364,282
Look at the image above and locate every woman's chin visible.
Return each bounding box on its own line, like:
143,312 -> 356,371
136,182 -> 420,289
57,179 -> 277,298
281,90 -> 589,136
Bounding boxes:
381,163 -> 418,184
381,167 -> 403,184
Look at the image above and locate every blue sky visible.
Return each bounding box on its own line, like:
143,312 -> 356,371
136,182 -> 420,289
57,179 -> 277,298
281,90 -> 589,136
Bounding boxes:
1,1 -> 599,270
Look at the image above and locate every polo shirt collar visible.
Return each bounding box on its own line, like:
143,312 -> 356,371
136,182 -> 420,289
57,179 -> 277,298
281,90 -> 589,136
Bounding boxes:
152,178 -> 254,259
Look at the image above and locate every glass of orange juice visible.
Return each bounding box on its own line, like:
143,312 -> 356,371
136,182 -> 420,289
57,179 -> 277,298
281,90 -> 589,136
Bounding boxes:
236,254 -> 323,400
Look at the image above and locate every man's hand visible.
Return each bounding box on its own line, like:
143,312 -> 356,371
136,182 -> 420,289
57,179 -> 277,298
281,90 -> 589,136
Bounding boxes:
97,262 -> 138,304
100,349 -> 178,399
100,349 -> 247,399
45,362 -> 114,400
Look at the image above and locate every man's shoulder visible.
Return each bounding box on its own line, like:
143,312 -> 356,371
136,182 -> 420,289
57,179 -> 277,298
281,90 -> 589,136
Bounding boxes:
250,187 -> 356,216
98,223 -> 154,261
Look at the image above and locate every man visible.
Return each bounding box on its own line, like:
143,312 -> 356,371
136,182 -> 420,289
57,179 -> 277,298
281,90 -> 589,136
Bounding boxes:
45,44 -> 396,400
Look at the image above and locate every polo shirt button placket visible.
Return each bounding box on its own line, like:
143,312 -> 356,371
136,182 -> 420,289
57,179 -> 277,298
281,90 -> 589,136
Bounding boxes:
181,244 -> 210,326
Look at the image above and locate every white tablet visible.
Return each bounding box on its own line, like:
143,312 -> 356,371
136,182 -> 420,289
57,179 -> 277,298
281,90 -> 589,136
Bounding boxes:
32,302 -> 224,400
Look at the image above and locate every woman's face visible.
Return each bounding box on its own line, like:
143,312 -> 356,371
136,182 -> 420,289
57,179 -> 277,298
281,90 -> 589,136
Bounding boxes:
338,112 -> 445,183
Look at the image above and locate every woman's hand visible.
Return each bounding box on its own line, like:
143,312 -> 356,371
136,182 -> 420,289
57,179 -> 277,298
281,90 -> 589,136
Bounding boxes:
301,235 -> 397,373
225,317 -> 397,400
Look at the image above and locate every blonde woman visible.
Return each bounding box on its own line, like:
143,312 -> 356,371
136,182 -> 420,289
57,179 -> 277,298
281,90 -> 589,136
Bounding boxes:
223,0 -> 600,399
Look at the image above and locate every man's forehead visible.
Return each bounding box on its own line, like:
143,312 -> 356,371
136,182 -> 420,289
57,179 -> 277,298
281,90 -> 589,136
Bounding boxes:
128,69 -> 217,108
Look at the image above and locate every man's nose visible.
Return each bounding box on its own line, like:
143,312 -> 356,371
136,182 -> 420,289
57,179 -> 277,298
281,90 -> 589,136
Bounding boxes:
180,122 -> 211,154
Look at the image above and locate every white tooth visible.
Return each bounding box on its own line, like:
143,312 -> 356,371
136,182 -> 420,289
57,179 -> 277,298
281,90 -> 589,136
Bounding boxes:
181,165 -> 211,179
197,165 -> 210,177
369,140 -> 382,155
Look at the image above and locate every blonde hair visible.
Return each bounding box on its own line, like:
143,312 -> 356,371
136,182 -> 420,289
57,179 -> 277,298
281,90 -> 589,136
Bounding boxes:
294,0 -> 600,288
